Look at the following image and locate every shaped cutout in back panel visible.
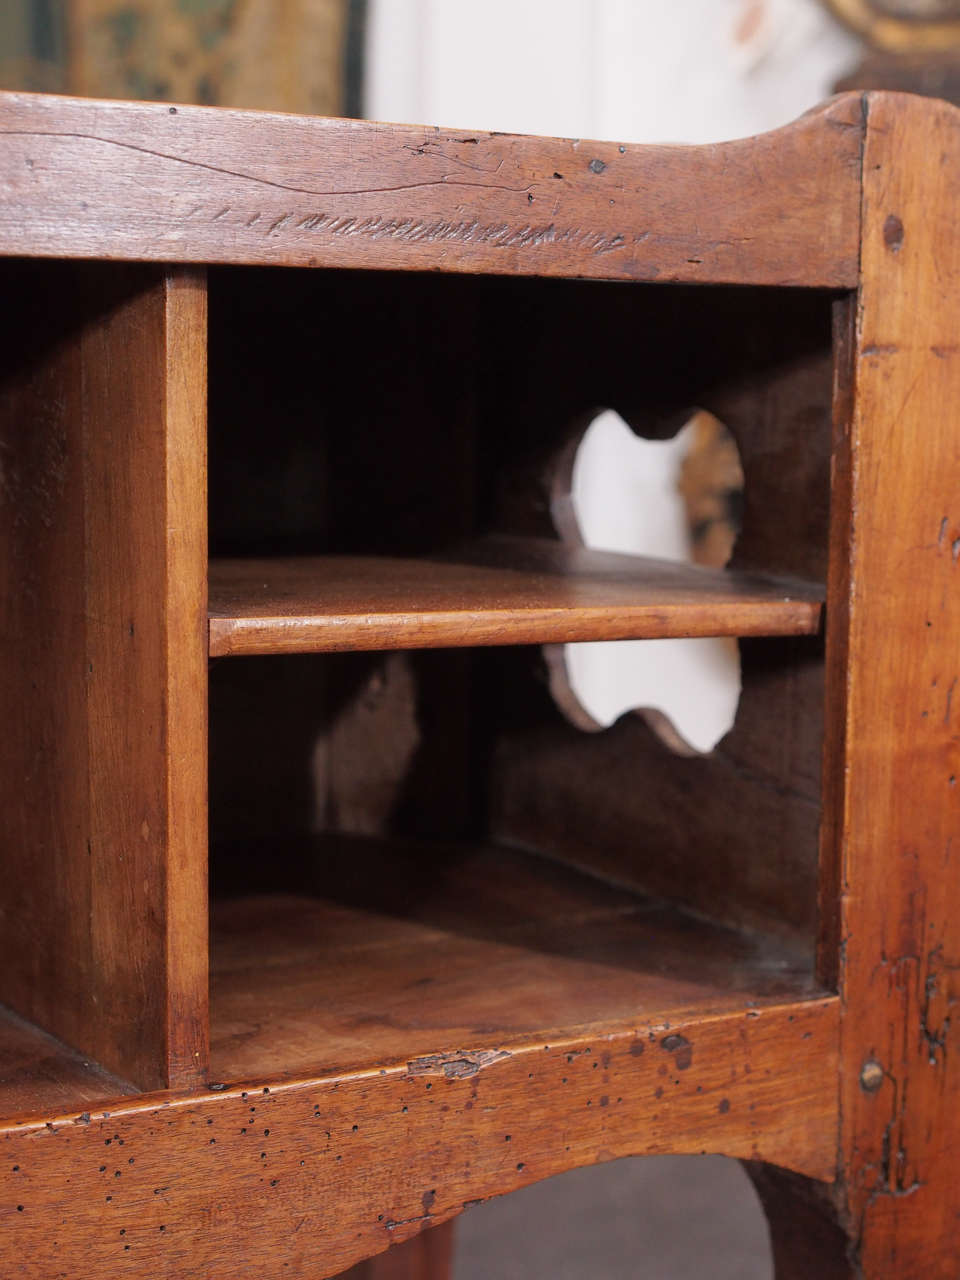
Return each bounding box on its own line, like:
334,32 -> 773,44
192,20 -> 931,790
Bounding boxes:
551,408 -> 743,755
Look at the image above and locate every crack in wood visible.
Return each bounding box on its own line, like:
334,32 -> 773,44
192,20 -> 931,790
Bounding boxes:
406,1049 -> 512,1080
0,129 -> 533,199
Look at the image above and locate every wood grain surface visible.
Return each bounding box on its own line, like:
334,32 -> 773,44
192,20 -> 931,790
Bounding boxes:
744,1165 -> 853,1279
0,995 -> 838,1280
208,539 -> 823,657
7,84 -> 960,1278
0,1006 -> 138,1119
0,89 -> 863,285
491,335 -> 834,943
0,262 -> 208,1092
341,1224 -> 454,1280
834,92 -> 960,1276
816,295 -> 858,993
208,836 -> 821,1081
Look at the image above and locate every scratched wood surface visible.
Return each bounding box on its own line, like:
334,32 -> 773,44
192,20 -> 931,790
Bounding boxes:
0,261 -> 209,1092
208,539 -> 823,657
833,92 -> 960,1276
0,89 -> 863,285
0,997 -> 838,1280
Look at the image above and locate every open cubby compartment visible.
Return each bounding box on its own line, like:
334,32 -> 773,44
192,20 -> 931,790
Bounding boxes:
207,266 -> 827,655
0,252 -> 840,1121
205,264 -> 839,1086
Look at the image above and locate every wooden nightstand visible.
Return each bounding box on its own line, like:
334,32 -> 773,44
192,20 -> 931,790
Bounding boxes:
0,88 -> 956,1278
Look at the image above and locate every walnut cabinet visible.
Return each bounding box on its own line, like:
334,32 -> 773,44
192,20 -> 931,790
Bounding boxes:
0,88 -> 957,1278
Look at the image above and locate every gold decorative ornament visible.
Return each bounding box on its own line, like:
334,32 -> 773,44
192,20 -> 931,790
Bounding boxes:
826,0 -> 960,50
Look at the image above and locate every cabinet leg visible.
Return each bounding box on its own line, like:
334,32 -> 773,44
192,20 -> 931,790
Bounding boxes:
743,1164 -> 854,1279
339,1221 -> 455,1280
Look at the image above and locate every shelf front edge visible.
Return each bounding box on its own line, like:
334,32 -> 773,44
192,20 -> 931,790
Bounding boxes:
0,996 -> 839,1278
208,600 -> 824,655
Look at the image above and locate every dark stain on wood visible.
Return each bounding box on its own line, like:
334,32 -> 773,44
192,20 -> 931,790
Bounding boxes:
883,213 -> 904,251
661,1035 -> 694,1070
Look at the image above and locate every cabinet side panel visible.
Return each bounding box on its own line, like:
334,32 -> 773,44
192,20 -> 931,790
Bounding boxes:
0,262 -> 92,1053
839,92 -> 960,1276
816,295 -> 858,991
0,262 -> 208,1091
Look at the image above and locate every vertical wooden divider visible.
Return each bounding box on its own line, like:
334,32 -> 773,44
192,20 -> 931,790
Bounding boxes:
0,262 -> 208,1091
158,269 -> 210,1088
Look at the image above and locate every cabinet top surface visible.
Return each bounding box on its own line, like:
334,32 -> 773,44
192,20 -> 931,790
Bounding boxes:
0,88 -> 870,286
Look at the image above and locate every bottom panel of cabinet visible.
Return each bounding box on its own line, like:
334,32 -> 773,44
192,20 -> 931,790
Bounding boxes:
0,835 -> 841,1280
209,834 -> 822,1082
0,1005 -> 138,1121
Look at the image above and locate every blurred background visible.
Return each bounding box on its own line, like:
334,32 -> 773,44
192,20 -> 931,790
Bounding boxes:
3,1 -> 958,1276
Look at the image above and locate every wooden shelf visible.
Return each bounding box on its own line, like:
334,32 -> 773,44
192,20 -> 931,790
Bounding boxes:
207,537 -> 823,657
0,1006 -> 137,1121
209,836 -> 821,1081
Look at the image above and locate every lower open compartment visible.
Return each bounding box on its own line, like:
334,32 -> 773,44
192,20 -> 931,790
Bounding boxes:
0,618 -> 838,1275
207,636 -> 828,1085
209,833 -> 820,1083
0,614 -> 828,1126
200,261 -> 838,1090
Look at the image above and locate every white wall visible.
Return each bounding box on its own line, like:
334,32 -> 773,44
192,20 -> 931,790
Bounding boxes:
367,0 -> 859,145
366,0 -> 859,752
